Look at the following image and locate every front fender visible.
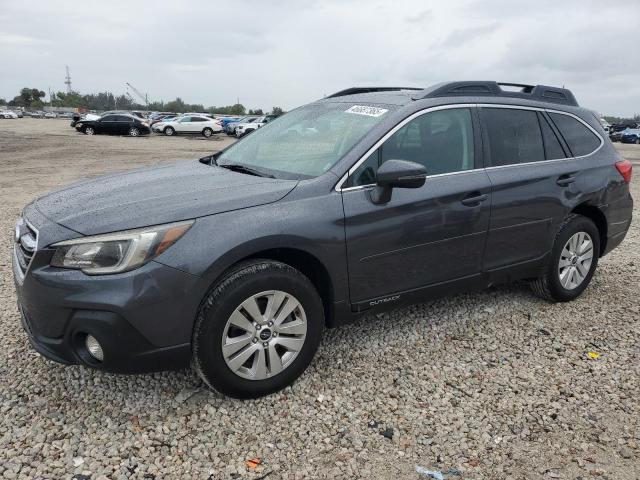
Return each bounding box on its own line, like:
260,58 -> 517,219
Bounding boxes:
154,193 -> 349,303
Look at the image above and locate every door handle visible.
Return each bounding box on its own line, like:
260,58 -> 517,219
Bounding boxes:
556,174 -> 576,186
461,192 -> 488,206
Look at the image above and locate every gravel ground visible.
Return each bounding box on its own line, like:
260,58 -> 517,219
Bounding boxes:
0,119 -> 639,480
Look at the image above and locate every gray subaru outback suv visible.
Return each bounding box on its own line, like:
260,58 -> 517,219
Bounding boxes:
13,81 -> 633,398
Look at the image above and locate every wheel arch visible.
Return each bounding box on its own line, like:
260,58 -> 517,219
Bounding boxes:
197,240 -> 339,328
240,248 -> 335,327
570,203 -> 607,256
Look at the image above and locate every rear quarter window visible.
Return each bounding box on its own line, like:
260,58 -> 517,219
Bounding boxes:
548,113 -> 601,157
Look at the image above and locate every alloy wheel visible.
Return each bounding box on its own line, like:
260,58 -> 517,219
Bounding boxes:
221,290 -> 307,380
558,231 -> 594,290
85,127 -> 95,135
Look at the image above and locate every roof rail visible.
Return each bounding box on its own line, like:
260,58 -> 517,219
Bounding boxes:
327,87 -> 423,98
414,81 -> 579,106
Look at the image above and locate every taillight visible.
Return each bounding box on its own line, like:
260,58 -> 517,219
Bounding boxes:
615,160 -> 633,183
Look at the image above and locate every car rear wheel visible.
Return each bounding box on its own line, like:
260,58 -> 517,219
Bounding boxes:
202,127 -> 213,138
192,260 -> 324,399
84,126 -> 95,135
129,127 -> 140,137
530,214 -> 600,302
164,126 -> 175,136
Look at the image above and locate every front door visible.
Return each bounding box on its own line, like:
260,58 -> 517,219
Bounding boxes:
175,116 -> 192,132
341,107 -> 491,306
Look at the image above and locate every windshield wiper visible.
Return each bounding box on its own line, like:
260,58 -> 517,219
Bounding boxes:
218,163 -> 275,178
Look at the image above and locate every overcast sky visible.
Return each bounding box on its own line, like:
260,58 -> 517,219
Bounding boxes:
1,0 -> 639,116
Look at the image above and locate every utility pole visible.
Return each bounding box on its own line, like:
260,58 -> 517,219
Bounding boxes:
65,66 -> 72,93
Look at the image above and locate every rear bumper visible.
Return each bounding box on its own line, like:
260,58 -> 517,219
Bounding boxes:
602,193 -> 633,256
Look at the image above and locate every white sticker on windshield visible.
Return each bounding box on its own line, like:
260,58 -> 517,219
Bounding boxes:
345,105 -> 388,117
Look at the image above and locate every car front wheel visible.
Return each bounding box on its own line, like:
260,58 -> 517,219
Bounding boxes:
193,260 -> 324,399
84,126 -> 95,135
531,214 -> 600,302
164,126 -> 175,136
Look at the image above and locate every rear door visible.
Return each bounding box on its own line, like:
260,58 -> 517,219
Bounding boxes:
342,107 -> 491,306
113,115 -> 131,135
479,106 -> 589,274
98,115 -> 117,134
189,116 -> 207,133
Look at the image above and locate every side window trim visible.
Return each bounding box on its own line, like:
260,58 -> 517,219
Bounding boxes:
336,104 -> 604,191
478,105 -> 604,171
338,104 -> 478,191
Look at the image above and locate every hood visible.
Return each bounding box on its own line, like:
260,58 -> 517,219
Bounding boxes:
35,160 -> 298,236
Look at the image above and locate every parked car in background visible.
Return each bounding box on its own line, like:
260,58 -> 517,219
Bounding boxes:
224,116 -> 257,135
235,115 -> 277,137
150,114 -> 179,127
153,115 -> 222,137
0,110 -> 19,119
218,116 -> 241,130
620,129 -> 640,144
15,110 -> 23,118
75,114 -> 150,136
12,81 -> 633,399
610,123 -> 640,142
44,112 -> 57,119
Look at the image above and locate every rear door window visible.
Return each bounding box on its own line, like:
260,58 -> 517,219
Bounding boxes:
481,108 -> 545,166
548,113 -> 601,157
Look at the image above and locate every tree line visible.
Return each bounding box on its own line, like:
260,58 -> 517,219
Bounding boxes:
0,87 -> 285,116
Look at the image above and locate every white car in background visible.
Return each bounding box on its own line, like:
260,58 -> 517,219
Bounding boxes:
235,114 -> 277,137
44,112 -> 58,118
0,110 -> 19,119
153,115 -> 222,137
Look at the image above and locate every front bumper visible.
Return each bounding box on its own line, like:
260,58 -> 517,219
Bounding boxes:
620,136 -> 639,144
12,216 -> 204,373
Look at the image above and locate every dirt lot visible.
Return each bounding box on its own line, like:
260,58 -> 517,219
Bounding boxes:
0,118 -> 639,479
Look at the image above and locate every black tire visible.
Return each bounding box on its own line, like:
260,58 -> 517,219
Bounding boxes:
164,126 -> 175,136
530,214 -> 600,302
129,127 -> 140,137
193,260 -> 324,399
202,127 -> 213,138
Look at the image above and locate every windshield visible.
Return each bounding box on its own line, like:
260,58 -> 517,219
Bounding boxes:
217,102 -> 394,179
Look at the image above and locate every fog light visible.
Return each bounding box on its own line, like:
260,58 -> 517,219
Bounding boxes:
85,335 -> 104,361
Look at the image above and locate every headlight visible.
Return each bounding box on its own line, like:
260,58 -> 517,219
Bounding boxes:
76,123 -> 83,128
50,220 -> 193,275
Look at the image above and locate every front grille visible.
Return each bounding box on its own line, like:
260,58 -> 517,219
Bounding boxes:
14,218 -> 38,276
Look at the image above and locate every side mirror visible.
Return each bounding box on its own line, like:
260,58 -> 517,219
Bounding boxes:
368,159 -> 427,204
